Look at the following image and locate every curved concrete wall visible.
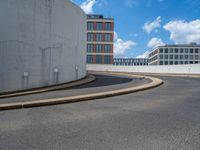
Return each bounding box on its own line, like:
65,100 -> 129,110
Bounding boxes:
87,64 -> 200,74
0,0 -> 86,92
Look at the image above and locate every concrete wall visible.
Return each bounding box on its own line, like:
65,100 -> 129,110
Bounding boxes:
87,64 -> 200,74
0,0 -> 86,92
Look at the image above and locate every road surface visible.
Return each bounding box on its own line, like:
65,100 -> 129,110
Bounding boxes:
0,76 -> 200,150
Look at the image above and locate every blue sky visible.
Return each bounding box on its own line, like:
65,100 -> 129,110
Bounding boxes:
72,0 -> 200,58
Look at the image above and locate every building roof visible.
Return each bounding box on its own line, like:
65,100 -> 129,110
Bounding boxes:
87,14 -> 114,20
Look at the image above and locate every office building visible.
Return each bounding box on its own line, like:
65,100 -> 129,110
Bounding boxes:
87,14 -> 114,64
149,43 -> 200,65
114,58 -> 148,66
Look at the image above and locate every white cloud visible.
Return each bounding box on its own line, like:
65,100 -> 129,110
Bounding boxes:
114,32 -> 136,56
143,16 -> 162,34
164,19 -> 200,44
147,37 -> 165,49
136,51 -> 150,58
80,0 -> 96,14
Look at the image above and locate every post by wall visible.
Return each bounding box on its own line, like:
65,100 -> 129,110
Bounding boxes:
87,64 -> 200,74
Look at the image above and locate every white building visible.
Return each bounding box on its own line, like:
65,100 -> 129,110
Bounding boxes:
149,43 -> 200,65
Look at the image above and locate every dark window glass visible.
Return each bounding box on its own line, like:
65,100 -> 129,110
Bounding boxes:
96,33 -> 102,41
170,48 -> 173,53
104,44 -> 111,53
180,48 -> 184,53
87,44 -> 94,53
105,22 -> 111,30
190,48 -> 193,53
105,33 -> 111,42
96,22 -> 103,30
104,55 -> 111,64
87,55 -> 93,64
160,48 -> 163,53
165,48 -> 168,53
87,33 -> 94,41
96,44 -> 102,53
175,48 -> 178,53
87,22 -> 94,30
96,55 -> 102,64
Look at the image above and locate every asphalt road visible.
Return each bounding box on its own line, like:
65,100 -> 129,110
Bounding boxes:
0,76 -> 200,150
0,74 -> 148,104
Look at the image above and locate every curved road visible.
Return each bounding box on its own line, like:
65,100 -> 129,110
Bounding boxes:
0,76 -> 200,150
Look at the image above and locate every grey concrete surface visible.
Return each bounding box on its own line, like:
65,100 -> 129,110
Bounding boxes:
0,76 -> 200,150
0,0 -> 86,92
0,74 -> 148,104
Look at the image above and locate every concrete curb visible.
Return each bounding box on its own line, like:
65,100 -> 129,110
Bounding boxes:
0,74 -> 96,98
0,73 -> 163,111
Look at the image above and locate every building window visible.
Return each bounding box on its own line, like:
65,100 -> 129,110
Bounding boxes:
105,22 -> 111,30
165,48 -> 168,53
96,22 -> 103,30
87,33 -> 94,41
87,44 -> 94,53
175,48 -> 178,53
170,55 -> 173,59
104,44 -> 111,53
185,55 -> 188,59
104,55 -> 111,64
160,48 -> 163,53
190,55 -> 193,59
165,61 -> 168,65
180,55 -> 183,59
159,55 -> 163,59
160,61 -> 163,65
180,48 -> 184,53
87,22 -> 94,30
169,48 -> 173,53
165,55 -> 168,59
185,48 -> 188,53
96,44 -> 102,53
175,55 -> 178,59
96,55 -> 102,64
87,55 -> 93,64
175,61 -> 178,65
96,33 -> 102,41
105,33 -> 111,42
195,48 -> 198,53
190,48 -> 193,53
